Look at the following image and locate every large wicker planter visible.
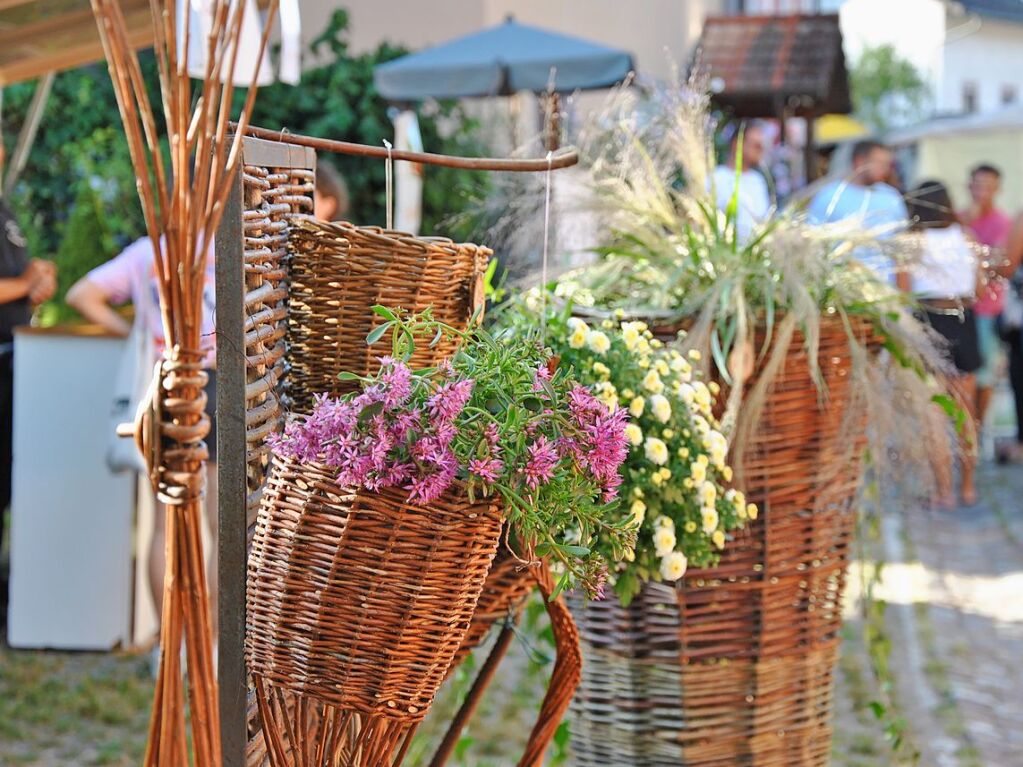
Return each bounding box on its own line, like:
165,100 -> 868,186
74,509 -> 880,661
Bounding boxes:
569,317 -> 872,767
246,455 -> 503,767
286,219 -> 490,413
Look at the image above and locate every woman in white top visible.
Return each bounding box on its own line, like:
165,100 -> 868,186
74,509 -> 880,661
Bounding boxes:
903,180 -> 981,508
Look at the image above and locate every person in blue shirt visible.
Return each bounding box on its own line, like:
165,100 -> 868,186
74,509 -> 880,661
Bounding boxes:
807,139 -> 909,282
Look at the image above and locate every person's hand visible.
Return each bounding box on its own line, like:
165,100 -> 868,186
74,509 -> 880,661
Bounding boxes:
24,259 -> 57,305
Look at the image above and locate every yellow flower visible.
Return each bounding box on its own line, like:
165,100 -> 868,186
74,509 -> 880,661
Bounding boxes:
692,382 -> 712,410
629,396 -> 646,417
587,330 -> 611,355
696,454 -> 709,467
677,446 -> 690,459
614,308 -> 625,319
656,515 -> 674,528
655,359 -> 670,377
709,381 -> 721,395
630,500 -> 647,525
703,430 -> 728,468
644,437 -> 669,465
712,530 -> 726,550
621,388 -> 635,400
650,394 -> 672,423
747,503 -> 759,520
678,383 -> 695,405
601,319 -> 614,329
699,481 -> 717,508
701,506 -> 719,534
688,349 -> 702,361
722,465 -> 733,482
683,478 -> 694,489
653,526 -> 676,556
569,325 -> 589,349
651,472 -> 664,487
625,423 -> 643,446
650,338 -> 663,349
621,321 -> 644,351
633,487 -> 644,498
660,551 -> 688,581
642,369 -> 664,394
684,520 -> 697,533
595,381 -> 618,410
592,361 -> 611,379
662,428 -> 674,439
658,467 -> 671,480
690,461 -> 707,484
623,547 -> 636,562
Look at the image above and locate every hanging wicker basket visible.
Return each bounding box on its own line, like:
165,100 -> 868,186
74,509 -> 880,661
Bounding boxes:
286,219 -> 490,413
568,316 -> 874,767
246,455 -> 503,767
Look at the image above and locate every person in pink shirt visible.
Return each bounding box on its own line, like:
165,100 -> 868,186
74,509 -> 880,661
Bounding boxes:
961,164 -> 1013,433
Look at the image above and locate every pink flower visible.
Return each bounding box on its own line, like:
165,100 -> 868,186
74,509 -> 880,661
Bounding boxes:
428,379 -> 474,423
532,364 -> 551,392
378,356 -> 413,406
522,435 -> 559,490
469,457 -> 504,483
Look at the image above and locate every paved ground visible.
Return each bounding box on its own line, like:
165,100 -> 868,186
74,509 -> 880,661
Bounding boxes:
2,460 -> 1021,766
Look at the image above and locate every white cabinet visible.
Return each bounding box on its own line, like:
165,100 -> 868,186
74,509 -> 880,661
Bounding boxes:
6,327 -> 142,650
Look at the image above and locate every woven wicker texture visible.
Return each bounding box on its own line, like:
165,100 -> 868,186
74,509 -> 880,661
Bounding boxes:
569,317 -> 872,767
427,551 -> 582,767
286,218 -> 490,414
246,455 -> 503,766
241,165 -> 314,528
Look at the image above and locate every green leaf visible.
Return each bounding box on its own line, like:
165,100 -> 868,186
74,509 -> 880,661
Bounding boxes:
366,322 -> 392,345
357,401 -> 384,424
522,396 -> 543,413
560,544 -> 591,557
371,305 -> 397,322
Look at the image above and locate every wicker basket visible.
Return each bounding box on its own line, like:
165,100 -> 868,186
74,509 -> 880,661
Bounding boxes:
426,550 -> 582,767
568,317 -> 872,767
246,455 -> 503,767
286,219 -> 490,413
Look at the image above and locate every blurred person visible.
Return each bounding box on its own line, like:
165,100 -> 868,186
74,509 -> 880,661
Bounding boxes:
712,121 -> 771,241
997,212 -> 1023,463
903,180 -> 981,508
1,199 -> 56,613
67,236 -> 217,651
960,164 -> 1013,432
314,160 -> 349,222
808,139 -> 909,282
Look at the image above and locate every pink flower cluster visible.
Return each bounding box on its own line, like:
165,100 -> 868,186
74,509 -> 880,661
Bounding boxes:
270,357 -> 473,504
562,385 -> 630,502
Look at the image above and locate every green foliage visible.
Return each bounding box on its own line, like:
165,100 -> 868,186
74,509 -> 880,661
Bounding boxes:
850,44 -> 930,131
248,9 -> 487,235
36,182 -> 115,326
1,9 -> 486,325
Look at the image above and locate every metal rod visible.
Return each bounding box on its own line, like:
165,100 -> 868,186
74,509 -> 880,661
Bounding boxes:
234,122 -> 580,172
2,71 -> 54,198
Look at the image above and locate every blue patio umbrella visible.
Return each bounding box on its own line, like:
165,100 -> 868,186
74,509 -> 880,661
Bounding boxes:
374,17 -> 634,100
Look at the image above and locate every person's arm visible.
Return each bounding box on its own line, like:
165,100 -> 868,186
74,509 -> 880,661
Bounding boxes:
999,212 -> 1023,278
0,259 -> 52,305
0,274 -> 30,304
66,277 -> 131,337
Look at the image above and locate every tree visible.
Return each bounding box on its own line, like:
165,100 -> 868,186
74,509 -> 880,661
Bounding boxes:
850,44 -> 930,131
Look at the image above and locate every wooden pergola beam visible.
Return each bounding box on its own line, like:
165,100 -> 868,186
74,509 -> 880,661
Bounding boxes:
0,0 -> 152,86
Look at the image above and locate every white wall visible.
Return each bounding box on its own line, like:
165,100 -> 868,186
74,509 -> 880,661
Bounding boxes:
939,16 -> 1023,114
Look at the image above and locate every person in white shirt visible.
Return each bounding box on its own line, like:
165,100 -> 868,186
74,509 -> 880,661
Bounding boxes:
712,121 -> 771,241
902,179 -> 981,509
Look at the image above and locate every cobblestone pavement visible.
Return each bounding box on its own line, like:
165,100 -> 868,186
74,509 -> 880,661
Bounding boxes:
835,459 -> 1023,767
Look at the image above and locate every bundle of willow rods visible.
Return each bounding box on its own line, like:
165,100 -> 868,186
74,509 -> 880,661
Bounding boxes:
90,2 -> 278,765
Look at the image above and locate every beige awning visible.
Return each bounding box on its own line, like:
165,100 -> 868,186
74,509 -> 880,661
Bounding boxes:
0,0 -> 153,86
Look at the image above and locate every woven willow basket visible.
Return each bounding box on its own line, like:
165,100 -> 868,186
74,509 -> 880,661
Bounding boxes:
286,218 -> 490,413
569,317 -> 873,767
246,455 -> 503,767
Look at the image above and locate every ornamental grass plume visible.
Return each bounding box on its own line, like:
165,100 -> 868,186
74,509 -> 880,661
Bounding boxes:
270,307 -> 634,598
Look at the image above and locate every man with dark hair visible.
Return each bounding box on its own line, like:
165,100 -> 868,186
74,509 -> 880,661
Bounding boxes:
712,121 -> 771,240
807,138 -> 908,281
314,161 -> 349,222
961,163 -> 1013,435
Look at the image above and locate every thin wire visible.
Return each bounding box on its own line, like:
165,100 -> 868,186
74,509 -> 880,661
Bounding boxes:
383,139 -> 394,230
540,151 -> 553,343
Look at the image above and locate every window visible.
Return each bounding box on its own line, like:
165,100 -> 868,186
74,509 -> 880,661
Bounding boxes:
962,81 -> 978,114
1002,84 -> 1018,106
